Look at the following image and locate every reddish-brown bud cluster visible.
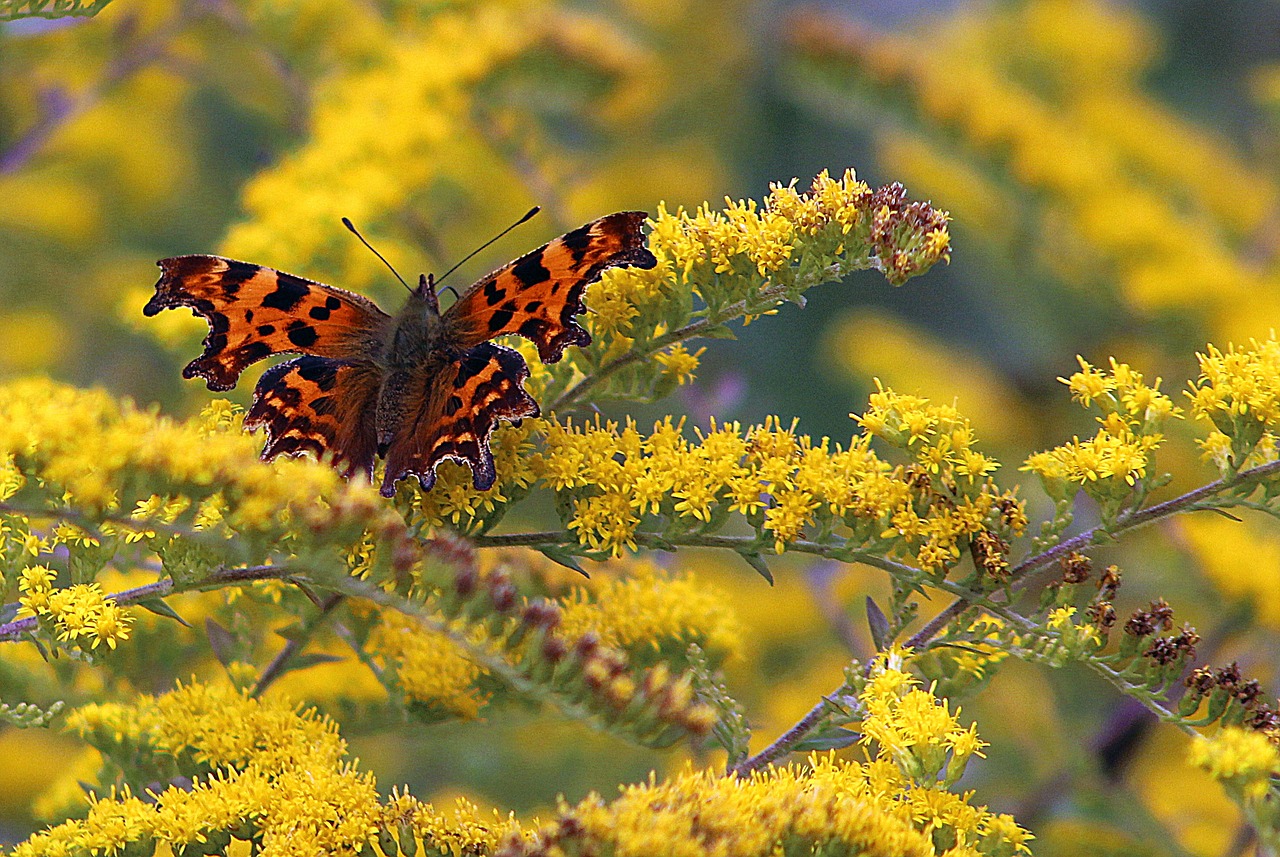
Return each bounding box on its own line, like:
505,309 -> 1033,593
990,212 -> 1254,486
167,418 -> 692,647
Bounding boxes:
1181,661 -> 1279,734
1084,564 -> 1121,630
1059,551 -> 1092,584
424,532 -> 477,572
1124,598 -> 1174,638
1085,601 -> 1116,630
864,182 -> 952,285
432,559 -> 716,746
1143,625 -> 1199,666
1097,566 -> 1121,600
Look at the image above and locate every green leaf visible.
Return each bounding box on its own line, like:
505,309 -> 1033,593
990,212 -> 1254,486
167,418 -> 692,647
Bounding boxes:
865,596 -> 891,651
275,653 -> 345,678
740,552 -> 775,585
536,544 -> 589,577
790,727 -> 860,752
699,324 -> 737,340
136,598 -> 190,627
205,619 -> 236,667
0,0 -> 114,21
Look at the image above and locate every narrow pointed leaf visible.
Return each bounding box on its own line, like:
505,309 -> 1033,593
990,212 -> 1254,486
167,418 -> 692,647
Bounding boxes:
536,545 -> 589,577
741,552 -> 775,585
136,598 -> 190,627
205,618 -> 236,667
865,596 -> 891,651
791,727 -> 860,752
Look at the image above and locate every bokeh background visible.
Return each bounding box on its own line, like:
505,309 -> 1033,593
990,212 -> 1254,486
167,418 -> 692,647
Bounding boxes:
3,0 -> 1280,854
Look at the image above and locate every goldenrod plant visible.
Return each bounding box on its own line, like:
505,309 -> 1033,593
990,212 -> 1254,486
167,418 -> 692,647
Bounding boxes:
3,1 -> 1280,856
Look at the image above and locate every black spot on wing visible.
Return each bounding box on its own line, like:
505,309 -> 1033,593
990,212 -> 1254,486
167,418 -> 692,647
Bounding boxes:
257,324 -> 276,336
295,356 -> 340,391
307,295 -> 344,320
519,318 -> 544,340
221,260 -> 261,295
238,341 -> 273,364
511,249 -> 550,287
261,272 -> 311,311
483,279 -> 504,307
486,309 -> 514,333
560,224 -> 592,263
286,321 -> 319,348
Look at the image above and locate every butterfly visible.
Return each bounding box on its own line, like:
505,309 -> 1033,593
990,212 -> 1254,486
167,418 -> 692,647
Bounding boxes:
144,212 -> 657,497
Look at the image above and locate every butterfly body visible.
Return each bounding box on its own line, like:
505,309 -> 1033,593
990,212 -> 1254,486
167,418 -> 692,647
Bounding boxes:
145,211 -> 656,497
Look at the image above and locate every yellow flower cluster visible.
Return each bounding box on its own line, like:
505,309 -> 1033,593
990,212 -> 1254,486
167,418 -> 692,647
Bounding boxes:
367,612 -> 487,719
586,169 -> 951,344
1188,727 -> 1280,803
0,378 -> 410,578
1023,357 -> 1179,502
15,682 -> 522,857
15,565 -> 133,652
857,381 -> 1000,482
530,407 -> 1019,569
360,551 -> 732,736
511,660 -> 1029,857
1186,335 -> 1280,472
556,559 -> 743,662
512,761 -> 934,857
860,659 -> 989,789
0,380 -> 378,528
1042,606 -> 1104,658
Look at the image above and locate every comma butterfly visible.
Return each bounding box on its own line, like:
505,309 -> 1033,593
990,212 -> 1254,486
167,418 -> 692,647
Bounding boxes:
145,212 -> 657,497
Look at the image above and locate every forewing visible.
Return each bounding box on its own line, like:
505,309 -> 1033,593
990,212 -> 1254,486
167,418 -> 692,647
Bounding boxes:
244,356 -> 382,482
444,211 -> 657,363
380,343 -> 539,497
145,255 -> 391,391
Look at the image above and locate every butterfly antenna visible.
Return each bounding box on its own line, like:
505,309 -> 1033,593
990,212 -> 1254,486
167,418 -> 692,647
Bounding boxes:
342,217 -> 413,294
435,206 -> 540,289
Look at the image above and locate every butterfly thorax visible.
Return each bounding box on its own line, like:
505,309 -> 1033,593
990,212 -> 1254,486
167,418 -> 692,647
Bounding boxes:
374,277 -> 455,452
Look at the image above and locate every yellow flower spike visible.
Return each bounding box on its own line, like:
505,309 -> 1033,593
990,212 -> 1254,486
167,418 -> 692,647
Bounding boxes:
1189,727 -> 1280,803
556,561 -> 742,662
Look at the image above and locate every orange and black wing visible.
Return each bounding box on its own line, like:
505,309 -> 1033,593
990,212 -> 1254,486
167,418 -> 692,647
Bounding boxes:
380,343 -> 539,497
444,211 -> 657,364
243,357 -> 382,481
145,255 -> 391,391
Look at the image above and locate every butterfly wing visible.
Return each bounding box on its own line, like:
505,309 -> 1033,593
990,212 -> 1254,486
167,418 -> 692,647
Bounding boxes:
145,255 -> 391,391
380,343 -> 539,497
443,211 -> 657,363
244,356 -> 382,481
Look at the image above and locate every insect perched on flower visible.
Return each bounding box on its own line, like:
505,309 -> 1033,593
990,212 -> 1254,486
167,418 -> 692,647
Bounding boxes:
145,212 -> 657,496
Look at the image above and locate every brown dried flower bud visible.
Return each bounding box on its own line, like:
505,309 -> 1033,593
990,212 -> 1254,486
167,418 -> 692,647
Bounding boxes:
1086,600 -> 1116,630
1186,666 -> 1216,696
1097,565 -> 1121,600
1144,637 -> 1181,666
1060,551 -> 1092,584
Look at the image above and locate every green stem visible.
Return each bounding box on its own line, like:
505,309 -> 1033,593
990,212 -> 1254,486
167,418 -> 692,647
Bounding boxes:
907,458 -> 1280,651
0,564 -> 299,642
251,593 -> 346,698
